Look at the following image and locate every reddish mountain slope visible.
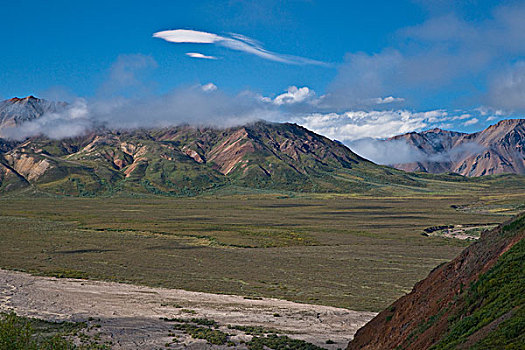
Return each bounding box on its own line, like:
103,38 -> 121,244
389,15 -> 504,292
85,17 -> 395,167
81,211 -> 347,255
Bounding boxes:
389,119 -> 525,176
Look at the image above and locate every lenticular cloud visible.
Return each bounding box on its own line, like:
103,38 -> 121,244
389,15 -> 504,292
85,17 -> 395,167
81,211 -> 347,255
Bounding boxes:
153,29 -> 327,66
186,52 -> 217,60
154,29 -> 220,44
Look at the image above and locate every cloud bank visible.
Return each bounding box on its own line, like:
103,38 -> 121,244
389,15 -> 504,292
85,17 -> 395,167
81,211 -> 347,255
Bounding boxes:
153,29 -> 327,66
348,138 -> 485,165
348,138 -> 427,165
292,109 -> 446,141
1,78 -> 511,144
0,54 -> 277,140
0,86 -> 277,141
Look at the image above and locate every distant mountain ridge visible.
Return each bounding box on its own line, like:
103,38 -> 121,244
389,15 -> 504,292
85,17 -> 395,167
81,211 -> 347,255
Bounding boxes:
0,96 -> 65,130
387,119 -> 525,176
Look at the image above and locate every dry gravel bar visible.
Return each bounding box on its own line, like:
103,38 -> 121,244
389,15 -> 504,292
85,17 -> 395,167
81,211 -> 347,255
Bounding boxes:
0,269 -> 376,349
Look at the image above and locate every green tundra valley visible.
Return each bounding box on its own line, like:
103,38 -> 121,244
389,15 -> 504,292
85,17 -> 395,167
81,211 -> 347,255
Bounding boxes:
1,189 -> 523,312
2,2 -> 525,348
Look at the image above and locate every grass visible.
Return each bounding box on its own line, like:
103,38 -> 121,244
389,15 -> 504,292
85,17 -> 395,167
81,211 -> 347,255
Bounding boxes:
431,227 -> 525,349
0,192 -> 522,312
172,323 -> 229,345
0,312 -> 107,349
163,318 -> 218,327
246,334 -> 324,350
227,325 -> 282,336
164,317 -> 323,349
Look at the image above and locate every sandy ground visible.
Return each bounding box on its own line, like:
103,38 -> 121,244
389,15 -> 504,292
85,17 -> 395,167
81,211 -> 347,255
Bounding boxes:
441,225 -> 496,240
0,269 -> 375,349
425,224 -> 497,240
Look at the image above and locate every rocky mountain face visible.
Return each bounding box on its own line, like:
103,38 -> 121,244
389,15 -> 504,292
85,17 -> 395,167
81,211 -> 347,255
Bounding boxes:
0,96 -> 423,196
387,119 -> 525,176
347,213 -> 525,350
0,96 -> 65,130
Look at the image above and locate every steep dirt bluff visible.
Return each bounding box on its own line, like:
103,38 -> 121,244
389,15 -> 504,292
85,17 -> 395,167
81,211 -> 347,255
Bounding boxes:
388,119 -> 525,176
347,213 -> 525,350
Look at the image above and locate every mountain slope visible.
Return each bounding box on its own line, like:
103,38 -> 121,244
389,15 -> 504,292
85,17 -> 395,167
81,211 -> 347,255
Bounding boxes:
347,213 -> 525,350
0,122 -> 425,196
0,96 -> 65,131
388,119 -> 525,176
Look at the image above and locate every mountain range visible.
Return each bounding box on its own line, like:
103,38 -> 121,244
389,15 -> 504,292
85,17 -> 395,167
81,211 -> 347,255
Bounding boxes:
0,96 -> 523,196
386,119 -> 525,176
0,96 -> 426,196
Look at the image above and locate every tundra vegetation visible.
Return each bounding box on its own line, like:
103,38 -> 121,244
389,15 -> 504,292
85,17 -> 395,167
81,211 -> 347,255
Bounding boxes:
161,317 -> 324,349
0,312 -> 109,349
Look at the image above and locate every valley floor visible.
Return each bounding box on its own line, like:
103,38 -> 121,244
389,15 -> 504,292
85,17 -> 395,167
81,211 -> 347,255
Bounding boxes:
0,193 -> 522,348
0,269 -> 375,349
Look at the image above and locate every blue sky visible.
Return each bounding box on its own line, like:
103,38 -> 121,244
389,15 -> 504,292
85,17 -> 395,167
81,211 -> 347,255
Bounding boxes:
1,1 -> 423,97
1,0 -> 525,142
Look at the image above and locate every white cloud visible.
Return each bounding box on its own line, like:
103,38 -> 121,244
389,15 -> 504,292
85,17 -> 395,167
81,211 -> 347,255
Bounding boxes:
153,29 -> 327,66
186,52 -> 217,60
273,86 -> 316,105
446,113 -> 472,121
292,109 -> 448,141
474,106 -> 489,116
348,138 -> 427,165
488,61 -> 525,110
322,2 -> 525,110
153,29 -> 220,43
370,96 -> 405,104
348,136 -> 486,165
292,108 -> 506,144
201,83 -> 218,92
289,109 -> 460,165
99,54 -> 158,97
463,117 -> 479,126
475,106 -> 507,120
323,50 -> 404,109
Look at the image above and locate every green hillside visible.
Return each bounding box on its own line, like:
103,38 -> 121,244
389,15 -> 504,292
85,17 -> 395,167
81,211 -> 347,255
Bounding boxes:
431,216 -> 525,349
347,213 -> 525,350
